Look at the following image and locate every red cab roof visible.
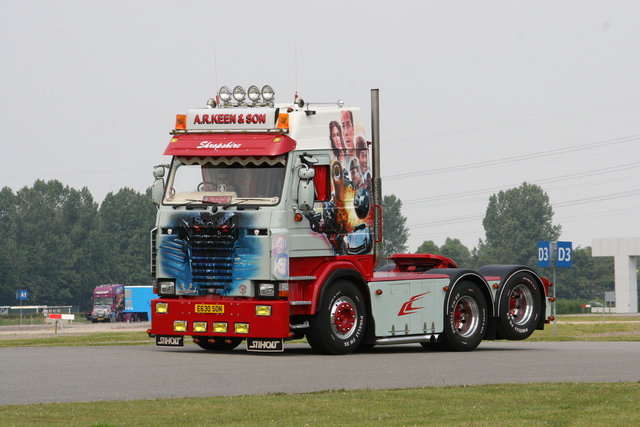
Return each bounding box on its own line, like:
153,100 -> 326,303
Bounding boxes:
164,134 -> 296,157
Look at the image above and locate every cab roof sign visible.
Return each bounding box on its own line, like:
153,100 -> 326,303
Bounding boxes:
185,107 -> 278,131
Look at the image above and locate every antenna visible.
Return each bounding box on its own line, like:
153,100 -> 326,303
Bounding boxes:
294,45 -> 298,101
214,48 -> 220,104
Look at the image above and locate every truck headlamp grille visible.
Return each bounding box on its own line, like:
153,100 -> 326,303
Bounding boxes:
174,321 -> 187,332
156,303 -> 168,314
234,323 -> 249,334
256,305 -> 272,316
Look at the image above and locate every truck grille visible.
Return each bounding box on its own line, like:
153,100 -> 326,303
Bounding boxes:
159,212 -> 240,294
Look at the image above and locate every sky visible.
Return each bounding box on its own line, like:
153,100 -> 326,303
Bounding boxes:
1,1 -> 639,253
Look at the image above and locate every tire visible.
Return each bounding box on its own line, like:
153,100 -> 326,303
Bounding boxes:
440,281 -> 487,352
306,280 -> 366,355
194,337 -> 243,351
496,272 -> 542,340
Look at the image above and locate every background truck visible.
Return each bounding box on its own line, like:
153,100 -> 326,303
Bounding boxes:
149,86 -> 552,354
89,284 -> 153,322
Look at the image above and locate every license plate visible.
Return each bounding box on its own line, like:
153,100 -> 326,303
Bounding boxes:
246,338 -> 284,352
195,304 -> 224,314
156,335 -> 184,347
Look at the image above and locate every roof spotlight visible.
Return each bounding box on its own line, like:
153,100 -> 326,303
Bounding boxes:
233,86 -> 246,103
247,85 -> 261,103
261,85 -> 275,103
219,86 -> 232,103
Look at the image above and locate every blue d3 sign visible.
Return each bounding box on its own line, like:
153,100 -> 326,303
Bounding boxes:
556,241 -> 572,268
537,241 -> 551,267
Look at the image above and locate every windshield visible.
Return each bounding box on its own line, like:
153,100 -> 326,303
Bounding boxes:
164,156 -> 287,206
93,297 -> 113,305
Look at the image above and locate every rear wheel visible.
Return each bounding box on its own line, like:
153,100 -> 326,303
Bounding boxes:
440,282 -> 487,351
496,272 -> 542,340
194,337 -> 243,351
307,280 -> 366,355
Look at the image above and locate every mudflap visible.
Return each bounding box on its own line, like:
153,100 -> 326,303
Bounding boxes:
246,338 -> 284,352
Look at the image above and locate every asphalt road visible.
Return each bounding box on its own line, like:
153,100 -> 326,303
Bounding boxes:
1,340 -> 639,405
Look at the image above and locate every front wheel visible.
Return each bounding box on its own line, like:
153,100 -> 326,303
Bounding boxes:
306,280 -> 366,355
440,281 -> 487,352
194,337 -> 243,351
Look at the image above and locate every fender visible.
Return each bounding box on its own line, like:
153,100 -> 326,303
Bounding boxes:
436,269 -> 494,317
477,264 -> 547,329
289,257 -> 370,314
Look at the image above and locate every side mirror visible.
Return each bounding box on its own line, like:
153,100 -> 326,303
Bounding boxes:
297,165 -> 315,211
151,165 -> 167,207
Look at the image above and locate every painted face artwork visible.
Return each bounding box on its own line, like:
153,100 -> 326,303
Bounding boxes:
341,110 -> 355,154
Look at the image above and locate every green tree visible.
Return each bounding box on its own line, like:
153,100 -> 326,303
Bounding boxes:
440,238 -> 472,267
382,194 -> 409,258
478,182 -> 561,266
96,188 -> 156,287
416,240 -> 439,254
0,182 -> 155,309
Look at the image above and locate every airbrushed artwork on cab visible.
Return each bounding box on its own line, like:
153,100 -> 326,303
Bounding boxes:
305,109 -> 374,256
271,234 -> 289,280
157,211 -> 264,296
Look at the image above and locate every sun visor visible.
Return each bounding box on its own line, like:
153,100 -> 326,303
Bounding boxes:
164,134 -> 296,157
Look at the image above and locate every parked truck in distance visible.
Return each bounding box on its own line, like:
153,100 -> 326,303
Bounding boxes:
89,284 -> 154,322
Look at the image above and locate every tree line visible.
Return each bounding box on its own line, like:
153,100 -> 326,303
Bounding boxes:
383,183 -> 620,301
0,180 -> 155,310
0,179 -> 623,310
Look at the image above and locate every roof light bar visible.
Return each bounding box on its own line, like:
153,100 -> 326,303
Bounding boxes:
215,85 -> 276,107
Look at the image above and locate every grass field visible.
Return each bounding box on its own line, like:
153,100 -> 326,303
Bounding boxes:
0,383 -> 638,426
1,315 -> 638,426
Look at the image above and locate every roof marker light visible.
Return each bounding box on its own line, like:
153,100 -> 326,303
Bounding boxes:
175,115 -> 186,130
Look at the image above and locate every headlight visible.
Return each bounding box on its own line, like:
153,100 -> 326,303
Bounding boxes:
156,302 -> 168,314
258,283 -> 275,297
261,85 -> 274,103
174,321 -> 187,332
158,280 -> 175,295
247,85 -> 261,103
219,86 -> 232,103
256,305 -> 272,316
232,86 -> 246,103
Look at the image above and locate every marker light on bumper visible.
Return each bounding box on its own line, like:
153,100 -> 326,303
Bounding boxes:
213,322 -> 228,333
174,321 -> 187,332
256,305 -> 272,316
193,322 -> 208,333
156,302 -> 168,314
235,323 -> 249,334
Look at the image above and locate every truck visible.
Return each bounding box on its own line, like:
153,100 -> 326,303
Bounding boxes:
89,284 -> 154,323
148,86 -> 553,354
